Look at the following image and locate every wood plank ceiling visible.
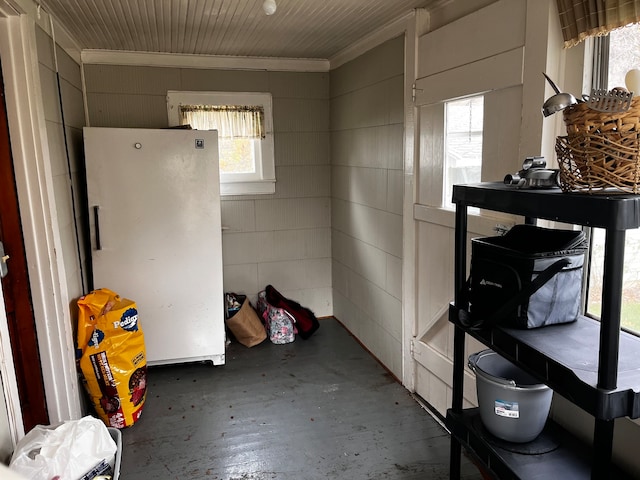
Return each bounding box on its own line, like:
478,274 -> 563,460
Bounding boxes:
39,0 -> 443,59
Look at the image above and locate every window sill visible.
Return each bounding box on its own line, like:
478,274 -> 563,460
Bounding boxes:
221,180 -> 276,196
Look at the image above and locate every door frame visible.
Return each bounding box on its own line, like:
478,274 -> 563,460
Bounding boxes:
0,5 -> 82,429
0,266 -> 21,449
400,11 -> 420,392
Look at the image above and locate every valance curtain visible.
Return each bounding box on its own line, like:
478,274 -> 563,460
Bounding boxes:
179,105 -> 265,138
557,0 -> 640,47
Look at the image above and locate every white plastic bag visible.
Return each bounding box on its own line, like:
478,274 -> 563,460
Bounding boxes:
9,416 -> 117,480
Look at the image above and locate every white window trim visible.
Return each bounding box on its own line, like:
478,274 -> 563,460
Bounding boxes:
167,91 -> 275,195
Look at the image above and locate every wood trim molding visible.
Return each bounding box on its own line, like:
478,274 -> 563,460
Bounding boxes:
330,10 -> 415,70
81,49 -> 330,72
0,14 -> 82,426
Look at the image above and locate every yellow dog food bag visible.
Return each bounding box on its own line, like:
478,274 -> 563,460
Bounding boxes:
77,288 -> 147,428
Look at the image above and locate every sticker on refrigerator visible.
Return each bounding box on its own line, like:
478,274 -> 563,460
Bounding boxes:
495,399 -> 519,418
195,139 -> 205,149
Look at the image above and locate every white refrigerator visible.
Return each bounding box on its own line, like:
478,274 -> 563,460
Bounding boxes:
83,127 -> 225,366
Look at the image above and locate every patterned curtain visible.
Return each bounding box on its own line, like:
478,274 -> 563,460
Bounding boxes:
557,0 -> 640,47
179,105 -> 265,138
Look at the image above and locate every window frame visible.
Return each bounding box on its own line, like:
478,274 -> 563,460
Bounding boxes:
167,91 -> 276,196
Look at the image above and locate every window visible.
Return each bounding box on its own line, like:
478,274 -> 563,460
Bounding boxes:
443,96 -> 484,208
167,91 -> 275,195
586,24 -> 640,334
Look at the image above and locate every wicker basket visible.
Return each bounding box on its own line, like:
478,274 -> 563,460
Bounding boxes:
556,98 -> 640,194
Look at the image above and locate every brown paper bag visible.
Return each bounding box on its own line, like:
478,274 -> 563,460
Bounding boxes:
226,297 -> 267,347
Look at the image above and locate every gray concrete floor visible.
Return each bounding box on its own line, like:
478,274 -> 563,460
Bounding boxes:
119,318 -> 483,479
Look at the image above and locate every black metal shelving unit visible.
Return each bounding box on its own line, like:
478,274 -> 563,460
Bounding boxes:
448,182 -> 640,480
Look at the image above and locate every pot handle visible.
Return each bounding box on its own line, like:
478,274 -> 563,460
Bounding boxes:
468,351 -> 517,387
489,375 -> 518,387
468,352 -> 480,372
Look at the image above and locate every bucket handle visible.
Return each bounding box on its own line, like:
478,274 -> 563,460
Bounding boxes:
468,351 -> 517,387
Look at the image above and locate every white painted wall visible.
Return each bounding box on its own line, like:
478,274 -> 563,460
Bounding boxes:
83,64 -> 333,317
35,25 -> 88,301
330,37 -> 405,378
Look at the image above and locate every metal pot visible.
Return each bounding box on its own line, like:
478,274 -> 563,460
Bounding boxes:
542,92 -> 578,117
541,72 -> 578,117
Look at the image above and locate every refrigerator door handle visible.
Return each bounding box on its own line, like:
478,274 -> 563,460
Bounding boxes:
93,205 -> 102,250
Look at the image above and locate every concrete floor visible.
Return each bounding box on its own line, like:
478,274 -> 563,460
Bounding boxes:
119,318 -> 483,479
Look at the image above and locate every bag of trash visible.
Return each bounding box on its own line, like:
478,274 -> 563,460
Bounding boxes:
9,416 -> 117,480
77,288 -> 147,428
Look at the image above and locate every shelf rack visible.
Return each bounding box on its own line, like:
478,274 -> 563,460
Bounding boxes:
448,182 -> 640,479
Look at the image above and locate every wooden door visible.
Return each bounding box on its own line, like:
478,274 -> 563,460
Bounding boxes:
0,60 -> 48,432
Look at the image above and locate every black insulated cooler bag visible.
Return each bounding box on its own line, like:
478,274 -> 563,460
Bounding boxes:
467,224 -> 587,329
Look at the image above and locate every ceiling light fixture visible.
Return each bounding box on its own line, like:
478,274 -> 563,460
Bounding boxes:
263,0 -> 277,15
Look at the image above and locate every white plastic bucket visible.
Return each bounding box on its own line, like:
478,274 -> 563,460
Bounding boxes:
469,349 -> 552,443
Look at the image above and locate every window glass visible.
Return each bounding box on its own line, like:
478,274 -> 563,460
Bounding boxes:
586,25 -> 640,334
218,138 -> 256,174
587,228 -> 640,333
607,24 -> 640,90
443,96 -> 484,208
